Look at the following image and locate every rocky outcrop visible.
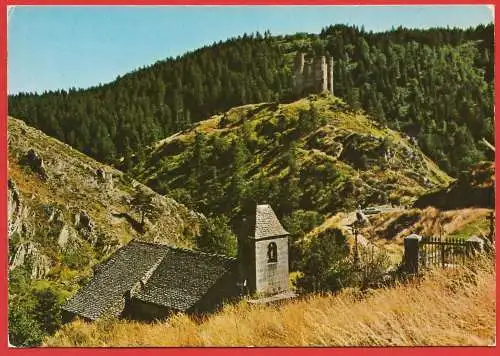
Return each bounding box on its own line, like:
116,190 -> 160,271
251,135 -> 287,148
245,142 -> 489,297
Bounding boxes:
23,148 -> 48,180
74,210 -> 93,230
96,168 -> 106,181
8,179 -> 30,238
9,242 -> 51,279
8,179 -> 21,235
74,210 -> 99,245
7,116 -> 204,289
57,224 -> 80,251
96,168 -> 113,190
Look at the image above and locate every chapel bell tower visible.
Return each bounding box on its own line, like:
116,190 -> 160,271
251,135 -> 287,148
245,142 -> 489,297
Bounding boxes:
239,204 -> 290,296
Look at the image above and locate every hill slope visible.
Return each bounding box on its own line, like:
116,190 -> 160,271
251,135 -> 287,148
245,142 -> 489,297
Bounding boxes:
8,24 -> 494,176
45,257 -> 495,346
133,94 -> 451,226
8,117 -> 203,346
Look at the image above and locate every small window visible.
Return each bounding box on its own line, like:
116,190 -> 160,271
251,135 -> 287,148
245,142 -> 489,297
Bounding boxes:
267,242 -> 278,263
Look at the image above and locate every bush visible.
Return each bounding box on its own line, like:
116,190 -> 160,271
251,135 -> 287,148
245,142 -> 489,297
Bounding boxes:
295,227 -> 352,293
295,228 -> 394,293
62,241 -> 96,270
9,305 -> 45,346
282,210 -> 324,271
196,215 -> 237,257
355,247 -> 392,290
8,269 -> 70,346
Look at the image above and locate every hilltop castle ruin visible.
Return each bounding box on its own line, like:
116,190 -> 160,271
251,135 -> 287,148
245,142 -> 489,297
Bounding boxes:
293,52 -> 334,96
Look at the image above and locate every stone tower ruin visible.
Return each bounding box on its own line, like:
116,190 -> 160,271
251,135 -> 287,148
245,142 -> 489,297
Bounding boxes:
293,52 -> 334,96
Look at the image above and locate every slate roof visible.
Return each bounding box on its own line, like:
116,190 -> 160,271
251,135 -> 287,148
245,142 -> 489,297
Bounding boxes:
62,241 -> 238,320
134,248 -> 238,311
252,204 -> 289,239
62,241 -> 166,320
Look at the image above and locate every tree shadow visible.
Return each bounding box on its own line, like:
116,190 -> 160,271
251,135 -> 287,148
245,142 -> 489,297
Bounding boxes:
112,212 -> 145,234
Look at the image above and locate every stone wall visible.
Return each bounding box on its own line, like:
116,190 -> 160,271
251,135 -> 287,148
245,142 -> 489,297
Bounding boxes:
191,269 -> 241,314
293,52 -> 334,96
254,237 -> 289,295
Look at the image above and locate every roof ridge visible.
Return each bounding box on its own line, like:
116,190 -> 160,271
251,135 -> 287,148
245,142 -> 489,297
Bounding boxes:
129,239 -> 176,248
171,245 -> 238,261
130,239 -> 237,261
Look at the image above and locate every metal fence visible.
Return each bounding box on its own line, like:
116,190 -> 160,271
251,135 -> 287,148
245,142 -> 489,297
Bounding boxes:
419,236 -> 467,268
403,234 -> 485,274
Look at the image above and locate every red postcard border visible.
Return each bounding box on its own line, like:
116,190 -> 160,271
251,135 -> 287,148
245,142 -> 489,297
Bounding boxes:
0,1 -> 497,355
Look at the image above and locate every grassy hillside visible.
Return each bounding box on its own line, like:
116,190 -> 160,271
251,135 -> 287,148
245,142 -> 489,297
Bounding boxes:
45,256 -> 495,347
8,117 -> 203,346
134,94 -> 451,224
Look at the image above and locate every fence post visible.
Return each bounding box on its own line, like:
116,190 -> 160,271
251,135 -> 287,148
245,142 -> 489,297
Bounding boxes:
404,234 -> 422,274
441,240 -> 445,268
466,235 -> 484,257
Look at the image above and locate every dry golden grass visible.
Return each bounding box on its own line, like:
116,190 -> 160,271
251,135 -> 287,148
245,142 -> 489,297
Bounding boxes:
367,207 -> 492,245
46,257 -> 495,347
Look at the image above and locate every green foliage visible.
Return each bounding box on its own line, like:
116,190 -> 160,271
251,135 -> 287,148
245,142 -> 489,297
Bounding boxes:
8,33 -> 289,166
196,215 -> 237,257
278,143 -> 302,215
355,247 -> 392,290
62,242 -> 96,270
227,138 -> 249,208
130,188 -> 159,226
8,304 -> 45,346
191,131 -> 210,191
8,268 -> 70,346
295,228 -> 393,293
295,228 -> 352,293
282,210 -> 325,271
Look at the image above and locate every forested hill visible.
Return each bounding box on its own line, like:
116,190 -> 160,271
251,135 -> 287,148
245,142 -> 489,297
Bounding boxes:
132,95 -> 451,228
8,24 -> 494,176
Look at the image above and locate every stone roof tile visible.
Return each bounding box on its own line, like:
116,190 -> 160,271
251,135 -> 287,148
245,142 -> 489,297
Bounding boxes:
134,248 -> 237,311
62,241 -> 166,320
62,241 -> 238,319
253,204 -> 289,239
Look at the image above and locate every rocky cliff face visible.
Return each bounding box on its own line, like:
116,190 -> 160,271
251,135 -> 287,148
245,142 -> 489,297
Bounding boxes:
8,117 -> 203,282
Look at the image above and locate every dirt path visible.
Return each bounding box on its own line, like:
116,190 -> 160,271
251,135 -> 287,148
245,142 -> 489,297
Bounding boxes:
339,205 -> 404,249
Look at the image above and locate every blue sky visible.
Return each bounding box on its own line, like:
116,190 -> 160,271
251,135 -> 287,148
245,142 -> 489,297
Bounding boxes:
7,5 -> 494,95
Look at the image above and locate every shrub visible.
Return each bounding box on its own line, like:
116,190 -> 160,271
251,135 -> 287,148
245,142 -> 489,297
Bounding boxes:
8,269 -> 70,346
295,227 -> 352,293
354,247 -> 393,290
282,210 -> 324,271
196,215 -> 237,257
295,228 -> 394,293
62,241 -> 96,270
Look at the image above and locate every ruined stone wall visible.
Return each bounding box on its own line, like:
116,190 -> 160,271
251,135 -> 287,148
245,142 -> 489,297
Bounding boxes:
294,52 -> 334,96
328,56 -> 334,95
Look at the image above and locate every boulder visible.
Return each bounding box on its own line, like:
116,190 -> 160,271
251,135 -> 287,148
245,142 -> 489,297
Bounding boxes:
9,242 -> 51,279
96,168 -> 106,181
8,179 -> 20,235
24,148 -> 48,180
57,224 -> 79,250
48,207 -> 63,223
7,179 -> 30,238
74,210 -> 93,231
74,210 -> 99,245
